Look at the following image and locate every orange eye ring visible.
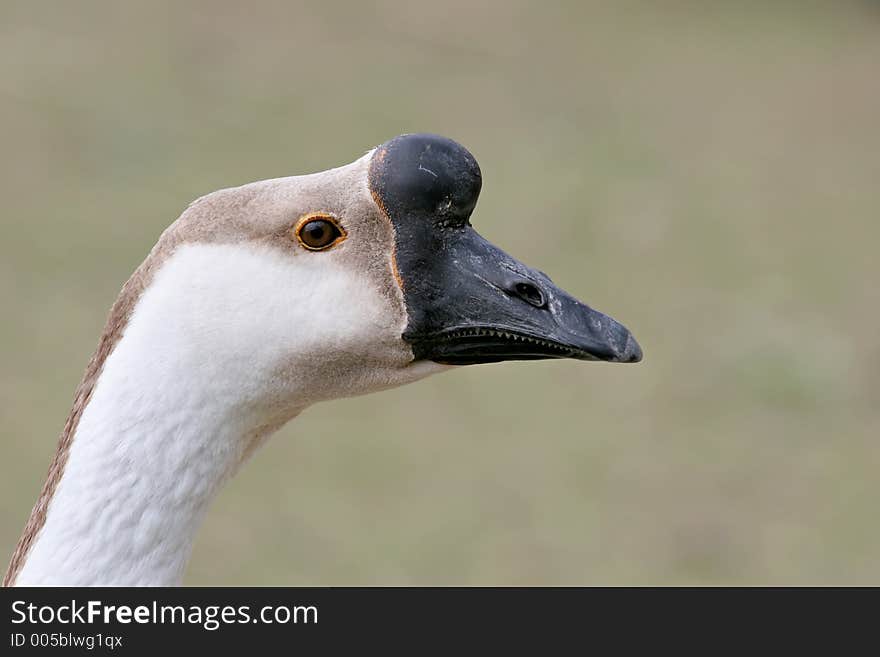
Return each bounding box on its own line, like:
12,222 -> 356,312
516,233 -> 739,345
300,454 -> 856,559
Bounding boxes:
293,213 -> 347,251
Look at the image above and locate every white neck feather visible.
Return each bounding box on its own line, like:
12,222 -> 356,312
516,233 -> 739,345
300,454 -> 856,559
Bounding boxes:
15,242 -> 438,585
17,371 -> 273,586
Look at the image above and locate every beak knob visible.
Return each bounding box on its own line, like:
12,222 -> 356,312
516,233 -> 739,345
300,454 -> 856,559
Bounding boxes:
369,133 -> 482,227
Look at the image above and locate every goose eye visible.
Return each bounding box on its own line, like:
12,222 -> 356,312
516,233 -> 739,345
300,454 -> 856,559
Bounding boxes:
294,214 -> 346,251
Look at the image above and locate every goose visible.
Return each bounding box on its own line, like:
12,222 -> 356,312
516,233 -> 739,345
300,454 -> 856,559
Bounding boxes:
3,133 -> 642,587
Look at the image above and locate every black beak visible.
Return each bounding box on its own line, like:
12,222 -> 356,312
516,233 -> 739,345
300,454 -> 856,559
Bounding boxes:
368,133 -> 643,366
403,228 -> 643,365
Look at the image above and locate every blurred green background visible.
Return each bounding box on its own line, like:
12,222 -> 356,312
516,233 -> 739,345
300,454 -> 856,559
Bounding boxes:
1,1 -> 878,585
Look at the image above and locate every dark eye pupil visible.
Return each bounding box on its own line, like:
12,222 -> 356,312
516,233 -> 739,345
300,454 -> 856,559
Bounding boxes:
306,223 -> 327,240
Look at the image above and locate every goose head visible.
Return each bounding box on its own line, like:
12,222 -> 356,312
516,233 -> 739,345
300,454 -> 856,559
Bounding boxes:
153,133 -> 641,412
5,133 -> 643,587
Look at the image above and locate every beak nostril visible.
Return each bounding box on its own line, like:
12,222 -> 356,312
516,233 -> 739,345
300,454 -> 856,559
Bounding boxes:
512,281 -> 546,308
